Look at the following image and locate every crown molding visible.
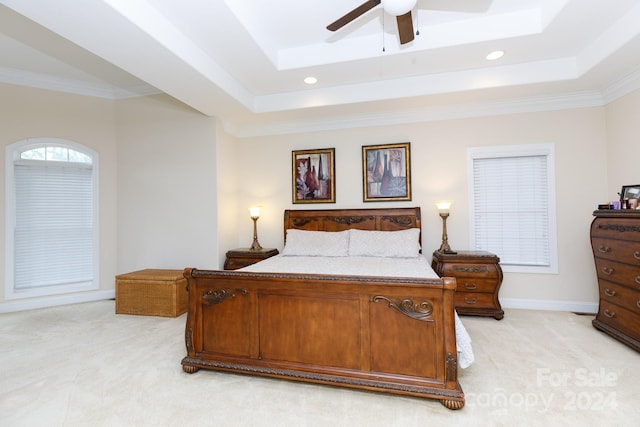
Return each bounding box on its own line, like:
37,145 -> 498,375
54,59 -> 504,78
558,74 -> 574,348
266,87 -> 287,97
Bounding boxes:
224,91 -> 607,138
602,66 -> 640,104
0,66 -> 160,99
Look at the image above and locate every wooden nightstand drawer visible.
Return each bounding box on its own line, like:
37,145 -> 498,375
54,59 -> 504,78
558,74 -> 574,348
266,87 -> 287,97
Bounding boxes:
440,263 -> 500,279
224,248 -> 279,270
456,278 -> 497,293
455,292 -> 497,310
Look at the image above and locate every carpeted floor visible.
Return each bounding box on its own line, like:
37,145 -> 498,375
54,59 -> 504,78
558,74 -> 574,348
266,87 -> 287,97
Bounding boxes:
0,300 -> 637,426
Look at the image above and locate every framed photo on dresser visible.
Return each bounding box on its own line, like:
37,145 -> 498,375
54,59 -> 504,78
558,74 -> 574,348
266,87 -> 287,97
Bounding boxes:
620,184 -> 640,201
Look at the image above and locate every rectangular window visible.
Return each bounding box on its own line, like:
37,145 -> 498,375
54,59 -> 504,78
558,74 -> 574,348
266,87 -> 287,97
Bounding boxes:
468,144 -> 558,274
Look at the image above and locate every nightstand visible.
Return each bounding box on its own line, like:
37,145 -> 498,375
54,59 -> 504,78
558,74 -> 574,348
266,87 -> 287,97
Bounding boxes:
224,248 -> 279,270
432,250 -> 504,320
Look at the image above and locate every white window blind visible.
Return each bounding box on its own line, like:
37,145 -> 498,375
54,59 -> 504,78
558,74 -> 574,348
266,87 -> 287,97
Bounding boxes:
469,144 -> 557,274
13,161 -> 94,290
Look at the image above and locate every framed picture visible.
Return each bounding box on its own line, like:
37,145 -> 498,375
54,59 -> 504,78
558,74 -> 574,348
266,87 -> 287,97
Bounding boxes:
292,148 -> 336,204
362,142 -> 411,202
620,184 -> 640,201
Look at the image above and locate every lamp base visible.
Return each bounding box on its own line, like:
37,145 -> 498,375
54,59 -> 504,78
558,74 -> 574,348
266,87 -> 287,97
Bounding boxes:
250,217 -> 262,251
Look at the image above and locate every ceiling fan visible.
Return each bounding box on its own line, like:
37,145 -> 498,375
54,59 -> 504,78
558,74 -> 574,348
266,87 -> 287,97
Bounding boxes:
327,0 -> 418,45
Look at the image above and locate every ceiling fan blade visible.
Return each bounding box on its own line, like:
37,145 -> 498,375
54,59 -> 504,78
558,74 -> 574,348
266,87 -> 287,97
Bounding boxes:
396,11 -> 415,44
327,0 -> 381,31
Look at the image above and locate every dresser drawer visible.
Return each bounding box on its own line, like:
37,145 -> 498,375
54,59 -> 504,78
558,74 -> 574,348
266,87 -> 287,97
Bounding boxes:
591,237 -> 640,266
593,258 -> 640,288
440,263 -> 499,279
591,217 -> 640,242
454,292 -> 496,310
456,278 -> 496,293
598,279 -> 640,313
596,300 -> 640,342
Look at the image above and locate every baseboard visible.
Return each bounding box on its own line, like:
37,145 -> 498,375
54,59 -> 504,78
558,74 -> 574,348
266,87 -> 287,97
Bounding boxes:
0,290 -> 115,313
0,293 -> 599,315
501,297 -> 598,314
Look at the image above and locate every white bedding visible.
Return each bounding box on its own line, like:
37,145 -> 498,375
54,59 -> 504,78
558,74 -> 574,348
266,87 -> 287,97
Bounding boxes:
241,254 -> 474,368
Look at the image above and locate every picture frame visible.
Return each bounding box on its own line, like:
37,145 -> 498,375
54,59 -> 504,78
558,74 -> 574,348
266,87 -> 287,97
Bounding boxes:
620,184 -> 640,201
292,148 -> 336,204
362,142 -> 411,202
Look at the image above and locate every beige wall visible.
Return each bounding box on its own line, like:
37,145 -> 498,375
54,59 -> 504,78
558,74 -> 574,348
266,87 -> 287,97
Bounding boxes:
0,83 -> 118,309
234,107 -> 610,311
115,94 -> 219,273
605,90 -> 640,197
3,82 -> 639,312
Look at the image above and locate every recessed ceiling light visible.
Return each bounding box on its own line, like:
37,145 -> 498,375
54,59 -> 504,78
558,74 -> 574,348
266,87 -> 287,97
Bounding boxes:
304,76 -> 318,85
486,50 -> 504,61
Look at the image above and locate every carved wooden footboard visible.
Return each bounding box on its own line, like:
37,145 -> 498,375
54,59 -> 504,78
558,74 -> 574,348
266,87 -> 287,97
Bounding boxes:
181,268 -> 464,409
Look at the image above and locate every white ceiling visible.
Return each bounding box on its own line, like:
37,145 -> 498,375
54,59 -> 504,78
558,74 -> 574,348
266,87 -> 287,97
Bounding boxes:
2,0 -> 640,137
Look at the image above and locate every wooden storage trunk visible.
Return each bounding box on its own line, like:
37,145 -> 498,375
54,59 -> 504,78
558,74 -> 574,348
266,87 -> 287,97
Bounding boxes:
115,269 -> 187,317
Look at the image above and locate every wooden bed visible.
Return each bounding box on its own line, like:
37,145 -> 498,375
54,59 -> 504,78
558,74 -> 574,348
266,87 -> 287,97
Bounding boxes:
181,207 -> 465,409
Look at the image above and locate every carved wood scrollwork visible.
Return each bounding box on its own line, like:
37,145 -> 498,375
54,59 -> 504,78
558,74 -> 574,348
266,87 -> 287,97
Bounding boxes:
331,216 -> 372,225
381,215 -> 413,227
598,224 -> 640,233
371,296 -> 433,320
453,265 -> 488,273
203,288 -> 248,304
292,218 -> 313,227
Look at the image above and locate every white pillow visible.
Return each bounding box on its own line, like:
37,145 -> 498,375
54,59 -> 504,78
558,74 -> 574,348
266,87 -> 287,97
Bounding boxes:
282,229 -> 350,257
348,228 -> 421,258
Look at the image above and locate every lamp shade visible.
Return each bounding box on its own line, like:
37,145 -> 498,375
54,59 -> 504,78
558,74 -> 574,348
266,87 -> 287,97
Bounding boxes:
435,200 -> 452,214
382,0 -> 417,16
249,206 -> 261,218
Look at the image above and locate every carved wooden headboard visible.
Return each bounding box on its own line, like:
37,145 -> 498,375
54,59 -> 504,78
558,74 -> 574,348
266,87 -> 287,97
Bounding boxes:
283,207 -> 422,245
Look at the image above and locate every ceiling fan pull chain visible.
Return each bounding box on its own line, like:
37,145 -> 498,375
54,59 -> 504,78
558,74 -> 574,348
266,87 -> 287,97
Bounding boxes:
382,10 -> 386,52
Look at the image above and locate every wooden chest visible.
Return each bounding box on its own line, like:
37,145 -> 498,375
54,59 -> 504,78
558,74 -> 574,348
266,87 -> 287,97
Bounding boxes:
115,269 -> 187,317
590,210 -> 640,352
432,250 -> 504,319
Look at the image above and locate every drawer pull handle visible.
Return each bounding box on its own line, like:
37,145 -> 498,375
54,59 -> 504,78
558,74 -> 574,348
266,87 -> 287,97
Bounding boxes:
604,309 -> 615,318
636,276 -> 640,285
464,297 -> 477,305
635,251 -> 640,260
464,283 -> 477,290
637,300 -> 640,309
604,288 -> 616,297
598,245 -> 610,253
601,266 -> 613,275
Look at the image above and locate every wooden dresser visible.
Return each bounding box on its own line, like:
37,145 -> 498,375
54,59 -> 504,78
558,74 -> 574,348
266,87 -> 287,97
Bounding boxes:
432,250 -> 504,320
224,248 -> 279,270
590,210 -> 640,352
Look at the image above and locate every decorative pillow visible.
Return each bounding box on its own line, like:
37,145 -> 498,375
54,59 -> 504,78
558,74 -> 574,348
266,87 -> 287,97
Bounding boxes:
348,228 -> 421,258
281,229 -> 350,257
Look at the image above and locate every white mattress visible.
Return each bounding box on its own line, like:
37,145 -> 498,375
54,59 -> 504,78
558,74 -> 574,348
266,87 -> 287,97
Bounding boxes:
241,255 -> 474,368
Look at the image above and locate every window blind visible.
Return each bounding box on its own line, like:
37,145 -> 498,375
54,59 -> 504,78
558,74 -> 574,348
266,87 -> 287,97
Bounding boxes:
472,155 -> 550,267
13,161 -> 94,290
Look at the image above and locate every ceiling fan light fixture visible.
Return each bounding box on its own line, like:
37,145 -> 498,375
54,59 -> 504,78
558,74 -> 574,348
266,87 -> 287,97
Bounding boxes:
382,0 -> 417,17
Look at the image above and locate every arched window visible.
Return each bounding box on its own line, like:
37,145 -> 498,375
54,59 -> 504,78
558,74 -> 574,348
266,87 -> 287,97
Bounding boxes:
5,138 -> 99,299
